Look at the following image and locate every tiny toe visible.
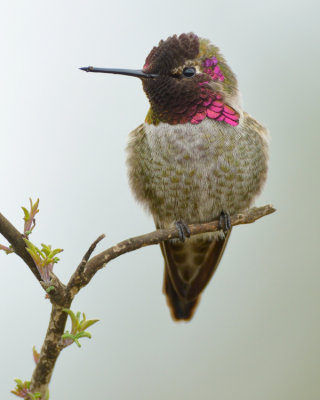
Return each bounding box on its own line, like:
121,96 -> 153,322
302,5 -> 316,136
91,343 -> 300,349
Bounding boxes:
175,221 -> 185,242
219,211 -> 231,233
225,213 -> 231,231
175,220 -> 190,242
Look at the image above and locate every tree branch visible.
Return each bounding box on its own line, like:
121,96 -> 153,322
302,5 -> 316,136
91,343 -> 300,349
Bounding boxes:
66,234 -> 106,298
68,204 -> 275,295
0,212 -> 41,281
29,301 -> 71,396
1,204 -> 275,398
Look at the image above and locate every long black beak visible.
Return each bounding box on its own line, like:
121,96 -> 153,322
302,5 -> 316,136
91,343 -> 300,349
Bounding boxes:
80,66 -> 158,79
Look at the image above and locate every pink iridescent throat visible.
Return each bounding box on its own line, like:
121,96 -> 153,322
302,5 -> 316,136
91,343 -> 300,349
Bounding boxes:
145,89 -> 239,127
190,92 -> 239,126
145,91 -> 239,127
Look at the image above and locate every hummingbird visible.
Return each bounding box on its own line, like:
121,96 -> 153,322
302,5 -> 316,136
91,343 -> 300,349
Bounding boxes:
81,33 -> 269,321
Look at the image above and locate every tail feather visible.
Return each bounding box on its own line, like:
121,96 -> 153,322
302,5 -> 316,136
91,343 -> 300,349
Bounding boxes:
160,230 -> 231,321
163,268 -> 200,320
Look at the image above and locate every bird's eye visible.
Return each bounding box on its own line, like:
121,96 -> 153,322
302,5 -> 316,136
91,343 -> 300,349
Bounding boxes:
182,67 -> 196,78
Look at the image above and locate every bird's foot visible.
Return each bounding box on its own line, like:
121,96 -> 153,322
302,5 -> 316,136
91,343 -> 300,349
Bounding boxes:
175,220 -> 191,242
219,211 -> 231,234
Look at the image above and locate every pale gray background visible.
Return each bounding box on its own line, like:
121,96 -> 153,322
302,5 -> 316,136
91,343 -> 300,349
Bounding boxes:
1,0 -> 319,399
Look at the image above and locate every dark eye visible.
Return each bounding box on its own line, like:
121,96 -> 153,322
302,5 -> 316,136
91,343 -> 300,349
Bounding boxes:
182,67 -> 196,78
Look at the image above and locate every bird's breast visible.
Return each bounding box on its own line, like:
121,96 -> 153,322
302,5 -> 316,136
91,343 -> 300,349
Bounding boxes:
127,116 -> 268,227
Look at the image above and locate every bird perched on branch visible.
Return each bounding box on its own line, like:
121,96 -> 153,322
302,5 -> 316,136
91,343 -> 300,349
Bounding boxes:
81,33 -> 268,321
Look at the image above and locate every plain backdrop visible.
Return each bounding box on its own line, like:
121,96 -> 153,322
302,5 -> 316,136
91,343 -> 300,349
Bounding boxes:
1,0 -> 319,399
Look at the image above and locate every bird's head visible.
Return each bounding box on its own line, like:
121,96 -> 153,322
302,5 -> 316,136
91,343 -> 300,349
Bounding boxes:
81,33 -> 240,126
141,33 -> 239,125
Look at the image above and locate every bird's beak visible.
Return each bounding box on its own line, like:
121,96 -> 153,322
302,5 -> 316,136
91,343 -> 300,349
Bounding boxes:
79,66 -> 158,79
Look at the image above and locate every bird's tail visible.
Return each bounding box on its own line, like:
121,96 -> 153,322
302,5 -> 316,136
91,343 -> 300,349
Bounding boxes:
160,231 -> 231,321
163,267 -> 200,320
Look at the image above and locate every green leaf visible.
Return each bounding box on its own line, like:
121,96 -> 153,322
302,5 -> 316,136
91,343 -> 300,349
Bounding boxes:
62,309 -> 99,348
63,309 -> 79,333
79,319 -> 99,331
25,247 -> 41,267
48,248 -> 63,258
30,198 -> 40,212
75,331 -> 92,339
11,378 -> 37,398
41,244 -> 51,256
21,207 -> 30,220
24,239 -> 37,253
13,378 -> 25,387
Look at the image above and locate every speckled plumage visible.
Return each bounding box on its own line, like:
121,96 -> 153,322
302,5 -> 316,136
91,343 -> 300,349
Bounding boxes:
126,33 -> 269,320
128,116 -> 268,225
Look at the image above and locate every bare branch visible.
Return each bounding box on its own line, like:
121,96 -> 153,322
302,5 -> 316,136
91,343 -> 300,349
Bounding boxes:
76,234 -> 106,274
74,204 -> 276,292
67,234 -> 105,297
30,302 -> 71,396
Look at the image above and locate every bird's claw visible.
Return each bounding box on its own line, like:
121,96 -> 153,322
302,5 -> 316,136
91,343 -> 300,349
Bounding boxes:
219,211 -> 231,234
175,220 -> 191,242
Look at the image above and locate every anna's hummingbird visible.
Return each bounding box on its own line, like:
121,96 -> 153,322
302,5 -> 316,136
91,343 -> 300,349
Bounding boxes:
81,33 -> 269,321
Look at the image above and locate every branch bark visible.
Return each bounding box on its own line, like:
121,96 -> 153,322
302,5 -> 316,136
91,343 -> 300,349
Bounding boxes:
30,302 -> 71,396
0,212 -> 41,281
71,204 -> 276,292
1,204 -> 275,398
